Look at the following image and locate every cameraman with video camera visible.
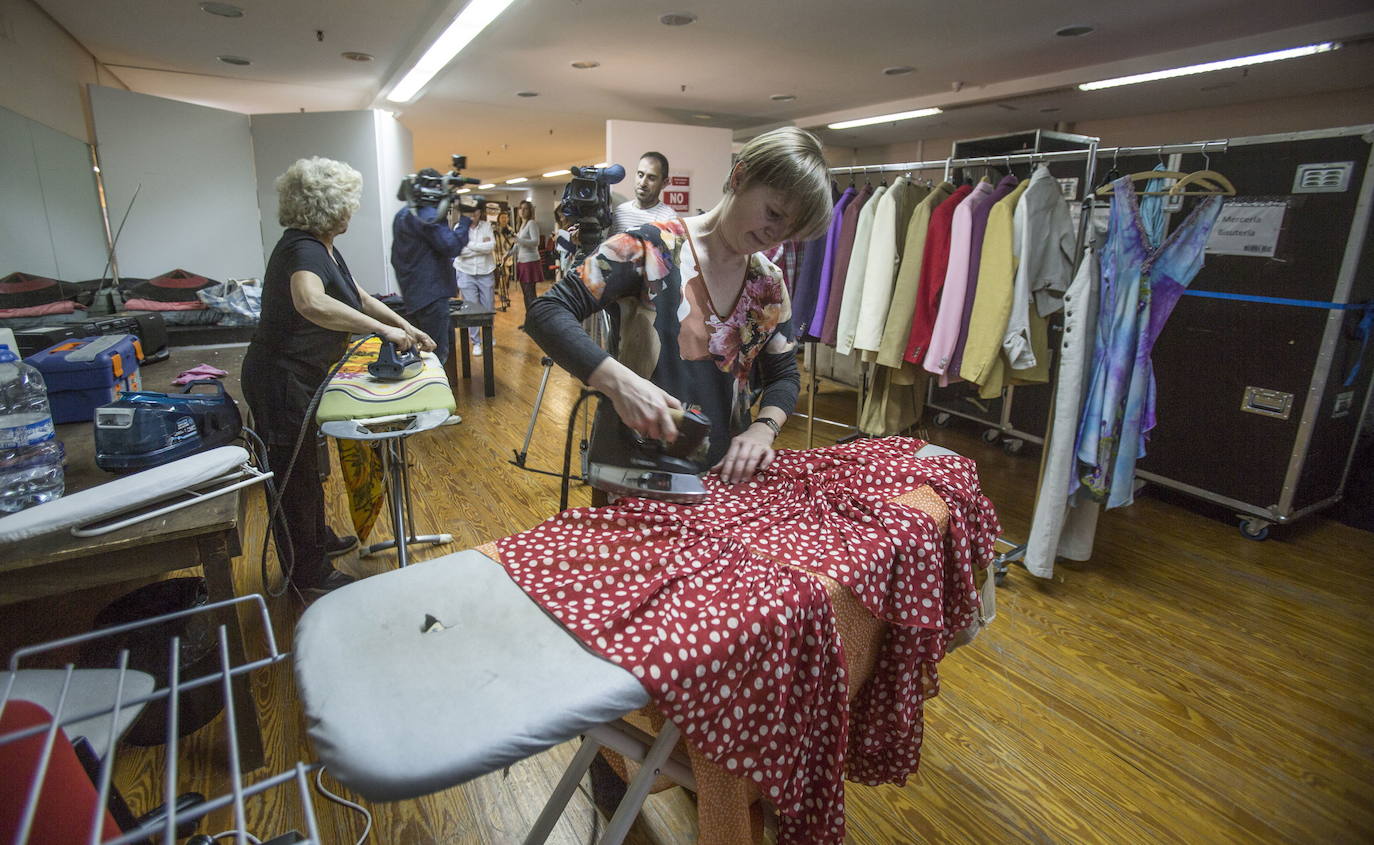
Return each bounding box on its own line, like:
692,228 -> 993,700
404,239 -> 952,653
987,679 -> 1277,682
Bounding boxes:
391,167 -> 477,367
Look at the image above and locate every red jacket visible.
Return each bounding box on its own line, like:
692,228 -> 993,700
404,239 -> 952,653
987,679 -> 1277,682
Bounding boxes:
904,184 -> 973,364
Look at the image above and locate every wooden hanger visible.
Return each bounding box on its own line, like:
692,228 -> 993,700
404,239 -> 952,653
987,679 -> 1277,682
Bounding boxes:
1095,170 -> 1225,196
1167,169 -> 1236,196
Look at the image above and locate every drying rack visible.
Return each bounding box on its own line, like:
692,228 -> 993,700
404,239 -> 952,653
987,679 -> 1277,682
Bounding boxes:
1,594 -> 324,845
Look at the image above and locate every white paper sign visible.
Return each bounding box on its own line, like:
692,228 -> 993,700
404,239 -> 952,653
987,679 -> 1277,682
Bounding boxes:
1206,200 -> 1287,257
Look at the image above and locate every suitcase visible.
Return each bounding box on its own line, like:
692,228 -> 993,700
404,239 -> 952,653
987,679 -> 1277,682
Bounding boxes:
14,325 -> 93,359
81,312 -> 169,365
29,334 -> 143,424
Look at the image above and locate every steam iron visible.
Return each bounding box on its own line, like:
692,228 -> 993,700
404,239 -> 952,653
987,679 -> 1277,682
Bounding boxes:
369,341 -> 424,381
587,406 -> 712,504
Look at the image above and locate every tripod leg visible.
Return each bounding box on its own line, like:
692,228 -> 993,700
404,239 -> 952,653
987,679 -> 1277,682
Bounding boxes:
515,356 -> 555,464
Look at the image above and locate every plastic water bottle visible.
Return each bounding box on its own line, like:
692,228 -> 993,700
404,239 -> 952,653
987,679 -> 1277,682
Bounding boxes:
0,344 -> 64,513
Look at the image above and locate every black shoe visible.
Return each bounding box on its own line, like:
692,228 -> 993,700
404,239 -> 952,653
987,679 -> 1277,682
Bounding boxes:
325,531 -> 359,559
299,568 -> 357,597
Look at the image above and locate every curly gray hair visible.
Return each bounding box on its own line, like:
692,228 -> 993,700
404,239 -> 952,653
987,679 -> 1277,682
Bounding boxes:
276,157 -> 363,236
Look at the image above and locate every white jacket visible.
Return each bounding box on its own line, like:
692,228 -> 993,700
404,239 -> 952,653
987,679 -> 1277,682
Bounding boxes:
456,220 -> 496,275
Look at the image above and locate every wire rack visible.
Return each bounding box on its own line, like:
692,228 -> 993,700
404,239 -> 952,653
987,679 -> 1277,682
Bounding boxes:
1,593 -> 322,845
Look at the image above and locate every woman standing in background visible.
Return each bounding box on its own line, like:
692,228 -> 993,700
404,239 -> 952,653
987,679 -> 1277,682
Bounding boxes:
513,200 -> 543,310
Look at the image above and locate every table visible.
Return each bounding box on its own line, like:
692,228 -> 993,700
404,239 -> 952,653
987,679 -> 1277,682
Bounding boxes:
446,303 -> 496,400
0,423 -> 263,772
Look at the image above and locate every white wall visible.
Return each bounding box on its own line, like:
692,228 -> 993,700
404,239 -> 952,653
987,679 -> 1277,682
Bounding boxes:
89,85 -> 263,282
251,110 -> 397,294
606,120 -> 733,214
0,0 -> 127,144
373,112 -> 413,293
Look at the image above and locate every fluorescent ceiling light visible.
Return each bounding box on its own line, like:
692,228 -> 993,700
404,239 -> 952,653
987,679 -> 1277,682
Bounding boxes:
505,176 -> 528,184
455,188 -> 470,194
386,0 -> 517,103
478,183 -> 495,189
594,161 -> 610,168
1078,42 -> 1337,91
827,107 -> 942,130
543,169 -> 571,177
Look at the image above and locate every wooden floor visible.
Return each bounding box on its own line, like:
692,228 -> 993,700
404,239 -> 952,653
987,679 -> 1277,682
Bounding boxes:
5,299 -> 1374,844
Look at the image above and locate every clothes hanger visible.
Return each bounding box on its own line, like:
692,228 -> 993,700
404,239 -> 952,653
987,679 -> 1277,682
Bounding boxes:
1168,146 -> 1236,196
1095,170 -> 1223,196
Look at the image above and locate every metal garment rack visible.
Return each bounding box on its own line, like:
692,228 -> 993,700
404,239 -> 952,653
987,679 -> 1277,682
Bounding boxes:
821,139 -> 1234,577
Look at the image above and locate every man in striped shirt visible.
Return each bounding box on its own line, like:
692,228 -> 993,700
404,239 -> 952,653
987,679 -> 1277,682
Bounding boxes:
611,151 -> 677,233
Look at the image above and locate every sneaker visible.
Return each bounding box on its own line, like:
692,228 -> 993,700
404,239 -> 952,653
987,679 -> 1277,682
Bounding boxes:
473,342 -> 483,356
442,414 -> 463,426
299,567 -> 356,597
324,530 -> 359,560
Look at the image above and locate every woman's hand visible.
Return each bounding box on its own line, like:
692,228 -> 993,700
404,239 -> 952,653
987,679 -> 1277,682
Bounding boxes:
404,324 -> 436,353
590,362 -> 683,442
378,325 -> 413,351
712,424 -> 777,485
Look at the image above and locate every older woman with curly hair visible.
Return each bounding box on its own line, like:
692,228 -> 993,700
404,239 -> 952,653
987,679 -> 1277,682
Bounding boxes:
243,156 -> 434,596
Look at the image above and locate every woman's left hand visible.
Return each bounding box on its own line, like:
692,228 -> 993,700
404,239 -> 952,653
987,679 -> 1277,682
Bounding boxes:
712,425 -> 777,485
405,325 -> 436,353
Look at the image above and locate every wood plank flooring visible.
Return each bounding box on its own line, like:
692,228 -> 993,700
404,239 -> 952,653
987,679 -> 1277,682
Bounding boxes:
4,300 -> 1372,844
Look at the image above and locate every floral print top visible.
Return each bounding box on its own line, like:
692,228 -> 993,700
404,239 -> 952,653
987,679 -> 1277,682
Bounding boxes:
527,219 -> 801,465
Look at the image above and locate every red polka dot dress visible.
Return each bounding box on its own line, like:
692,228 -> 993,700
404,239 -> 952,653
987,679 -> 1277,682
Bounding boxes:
497,436 -> 1001,844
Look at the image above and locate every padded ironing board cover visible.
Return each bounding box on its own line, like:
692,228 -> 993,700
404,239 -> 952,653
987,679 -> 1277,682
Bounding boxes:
0,445 -> 248,544
315,337 -> 455,423
293,549 -> 649,801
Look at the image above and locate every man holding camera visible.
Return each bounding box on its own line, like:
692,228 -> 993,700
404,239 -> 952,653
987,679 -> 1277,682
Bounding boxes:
455,201 -> 498,355
611,151 -> 676,234
390,168 -> 472,366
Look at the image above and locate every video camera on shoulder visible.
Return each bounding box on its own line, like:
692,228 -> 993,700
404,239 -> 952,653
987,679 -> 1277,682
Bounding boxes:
558,163 -> 625,252
398,154 -> 481,212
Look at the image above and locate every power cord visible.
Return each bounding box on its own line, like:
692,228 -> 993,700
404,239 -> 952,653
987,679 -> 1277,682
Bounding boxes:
248,333 -> 378,599
314,766 -> 373,845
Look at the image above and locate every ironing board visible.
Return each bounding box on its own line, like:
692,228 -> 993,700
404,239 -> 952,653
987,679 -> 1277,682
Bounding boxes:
295,444 -> 980,844
317,339 -> 456,568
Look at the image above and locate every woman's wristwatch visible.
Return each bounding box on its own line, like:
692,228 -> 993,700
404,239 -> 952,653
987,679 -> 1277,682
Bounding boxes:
754,417 -> 782,439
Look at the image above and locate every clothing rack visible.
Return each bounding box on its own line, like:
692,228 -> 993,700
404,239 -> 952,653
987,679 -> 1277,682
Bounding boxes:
812,137 -> 1235,578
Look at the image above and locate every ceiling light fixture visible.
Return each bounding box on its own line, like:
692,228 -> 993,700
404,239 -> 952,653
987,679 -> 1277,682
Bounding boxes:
692,113 -> 713,120
217,55 -> 251,66
659,12 -> 697,26
827,107 -> 942,130
1078,41 -> 1337,91
456,188 -> 471,194
505,176 -> 528,184
516,90 -> 539,97
386,0 -> 518,103
1055,25 -> 1095,37
770,94 -> 796,102
882,66 -> 914,76
594,162 -> 609,168
570,60 -> 600,70
199,2 -> 244,18
478,183 -> 496,189
543,169 -> 571,177
341,51 -> 374,62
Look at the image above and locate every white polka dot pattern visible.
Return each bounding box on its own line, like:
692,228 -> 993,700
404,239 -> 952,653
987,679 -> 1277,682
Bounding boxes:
496,436 -> 1001,845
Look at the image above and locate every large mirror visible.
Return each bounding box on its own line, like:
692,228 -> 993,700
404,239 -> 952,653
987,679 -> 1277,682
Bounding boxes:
0,105 -> 110,283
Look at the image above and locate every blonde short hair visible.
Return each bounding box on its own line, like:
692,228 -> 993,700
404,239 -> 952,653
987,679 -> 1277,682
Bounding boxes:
729,127 -> 831,241
276,157 -> 363,236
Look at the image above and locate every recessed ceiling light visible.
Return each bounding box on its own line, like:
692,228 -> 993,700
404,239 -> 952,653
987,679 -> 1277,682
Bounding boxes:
660,12 -> 697,26
478,183 -> 496,189
692,113 -> 713,120
543,169 -> 571,177
217,55 -> 251,66
506,176 -> 528,184
570,60 -> 600,70
516,90 -> 539,97
1056,25 -> 1095,37
770,94 -> 796,102
882,66 -> 914,76
341,51 -> 373,62
199,2 -> 244,18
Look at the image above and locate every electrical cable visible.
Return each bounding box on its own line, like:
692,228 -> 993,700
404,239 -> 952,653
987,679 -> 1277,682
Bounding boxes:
314,767 -> 373,845
254,333 -> 378,598
561,389 -> 598,510
204,832 -> 263,844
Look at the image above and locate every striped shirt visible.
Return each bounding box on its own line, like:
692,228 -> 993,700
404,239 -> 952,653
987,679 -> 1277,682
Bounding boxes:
612,200 -> 678,234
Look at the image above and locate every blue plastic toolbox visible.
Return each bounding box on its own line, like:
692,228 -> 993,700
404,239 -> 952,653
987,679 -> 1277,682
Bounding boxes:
29,334 -> 144,423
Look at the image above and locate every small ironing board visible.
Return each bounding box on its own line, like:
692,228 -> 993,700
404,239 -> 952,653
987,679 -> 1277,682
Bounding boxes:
317,340 -> 456,567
